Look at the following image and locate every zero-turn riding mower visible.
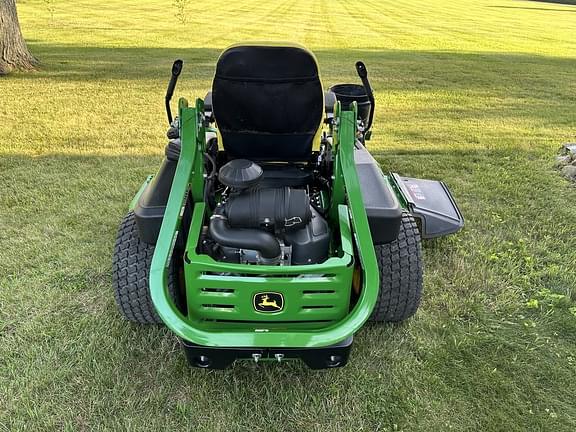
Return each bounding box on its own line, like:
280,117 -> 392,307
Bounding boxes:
112,43 -> 464,369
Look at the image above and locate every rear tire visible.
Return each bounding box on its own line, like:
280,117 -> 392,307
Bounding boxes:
112,211 -> 174,324
369,213 -> 423,322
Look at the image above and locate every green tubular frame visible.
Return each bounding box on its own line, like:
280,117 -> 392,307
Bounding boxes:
149,98 -> 379,348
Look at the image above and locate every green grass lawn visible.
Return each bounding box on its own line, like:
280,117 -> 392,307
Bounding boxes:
1,0 -> 576,430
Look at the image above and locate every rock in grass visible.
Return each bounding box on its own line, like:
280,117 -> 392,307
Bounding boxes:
561,165 -> 576,181
555,155 -> 572,167
562,143 -> 576,155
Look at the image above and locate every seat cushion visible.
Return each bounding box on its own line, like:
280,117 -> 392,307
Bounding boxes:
212,44 -> 324,162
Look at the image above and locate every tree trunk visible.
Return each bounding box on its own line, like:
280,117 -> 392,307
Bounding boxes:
0,0 -> 38,75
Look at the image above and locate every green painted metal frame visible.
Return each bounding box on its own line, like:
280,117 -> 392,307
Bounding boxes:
182,202 -> 354,331
149,98 -> 380,348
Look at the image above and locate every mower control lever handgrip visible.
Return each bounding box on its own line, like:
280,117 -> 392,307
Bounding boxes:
355,61 -> 375,132
165,59 -> 184,125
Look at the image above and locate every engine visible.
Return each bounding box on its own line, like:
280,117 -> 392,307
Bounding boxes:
205,159 -> 330,266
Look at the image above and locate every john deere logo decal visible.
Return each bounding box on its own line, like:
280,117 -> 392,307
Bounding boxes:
254,292 -> 284,313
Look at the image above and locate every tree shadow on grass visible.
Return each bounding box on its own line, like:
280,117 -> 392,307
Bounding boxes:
6,43 -> 573,124
14,42 -> 576,87
488,5 -> 576,12
11,43 -> 221,83
529,0 -> 576,5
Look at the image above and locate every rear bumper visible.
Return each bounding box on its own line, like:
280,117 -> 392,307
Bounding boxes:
182,336 -> 353,369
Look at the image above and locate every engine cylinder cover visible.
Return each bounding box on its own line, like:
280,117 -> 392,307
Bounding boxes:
285,207 -> 330,265
225,187 -> 312,233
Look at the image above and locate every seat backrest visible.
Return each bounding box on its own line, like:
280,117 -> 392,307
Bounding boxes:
212,44 -> 324,162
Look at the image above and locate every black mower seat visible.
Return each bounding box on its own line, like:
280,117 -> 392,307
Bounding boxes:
212,44 -> 324,162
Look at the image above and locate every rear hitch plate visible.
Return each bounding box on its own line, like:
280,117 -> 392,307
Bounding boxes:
181,336 -> 353,370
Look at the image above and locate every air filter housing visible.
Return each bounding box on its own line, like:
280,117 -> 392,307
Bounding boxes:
218,159 -> 263,190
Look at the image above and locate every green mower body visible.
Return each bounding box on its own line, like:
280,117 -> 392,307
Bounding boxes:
113,44 -> 463,369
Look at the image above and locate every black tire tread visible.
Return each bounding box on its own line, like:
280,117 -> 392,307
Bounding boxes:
370,213 -> 423,322
112,211 -> 171,324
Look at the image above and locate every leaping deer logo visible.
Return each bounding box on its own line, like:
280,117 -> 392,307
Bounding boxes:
258,294 -> 280,309
254,293 -> 284,312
